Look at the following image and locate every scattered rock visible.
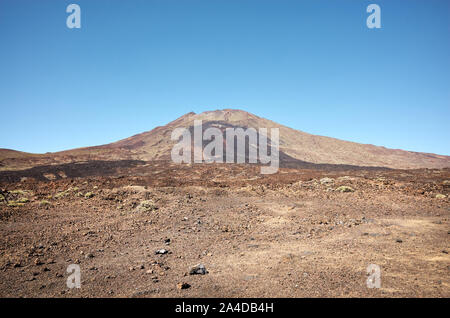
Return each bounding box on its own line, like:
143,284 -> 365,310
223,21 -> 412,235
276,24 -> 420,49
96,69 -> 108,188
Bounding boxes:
43,173 -> 57,181
177,282 -> 191,290
34,258 -> 43,266
189,264 -> 208,275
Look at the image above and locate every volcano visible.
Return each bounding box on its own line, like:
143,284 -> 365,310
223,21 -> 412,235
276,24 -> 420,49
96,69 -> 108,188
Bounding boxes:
1,109 -> 449,171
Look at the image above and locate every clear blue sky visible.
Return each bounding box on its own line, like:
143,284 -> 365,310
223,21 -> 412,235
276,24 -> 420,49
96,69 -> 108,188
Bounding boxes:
0,0 -> 449,155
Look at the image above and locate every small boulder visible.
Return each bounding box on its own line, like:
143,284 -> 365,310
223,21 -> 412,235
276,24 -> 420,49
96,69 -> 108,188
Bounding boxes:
34,258 -> 43,266
189,264 -> 208,275
177,282 -> 191,290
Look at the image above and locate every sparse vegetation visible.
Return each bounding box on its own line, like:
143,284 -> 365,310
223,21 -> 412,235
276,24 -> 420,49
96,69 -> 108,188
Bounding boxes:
54,187 -> 82,199
40,200 -> 51,206
54,190 -> 70,199
335,186 -> 355,193
136,200 -> 157,212
84,192 -> 94,199
10,189 -> 32,196
320,177 -> 334,185
7,201 -> 25,207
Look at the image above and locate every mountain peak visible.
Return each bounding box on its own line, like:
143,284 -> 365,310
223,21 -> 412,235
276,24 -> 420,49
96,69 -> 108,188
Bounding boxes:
1,109 -> 449,170
190,108 -> 260,124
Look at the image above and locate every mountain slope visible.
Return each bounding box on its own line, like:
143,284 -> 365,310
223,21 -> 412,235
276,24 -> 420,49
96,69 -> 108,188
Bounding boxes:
106,109 -> 450,169
1,109 -> 449,171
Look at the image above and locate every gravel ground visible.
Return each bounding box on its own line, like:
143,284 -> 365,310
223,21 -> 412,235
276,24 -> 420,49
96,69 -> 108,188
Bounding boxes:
0,163 -> 449,297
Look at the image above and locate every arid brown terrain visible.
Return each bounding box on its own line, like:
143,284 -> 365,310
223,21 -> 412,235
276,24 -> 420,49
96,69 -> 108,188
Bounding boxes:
0,110 -> 449,298
0,161 -> 449,297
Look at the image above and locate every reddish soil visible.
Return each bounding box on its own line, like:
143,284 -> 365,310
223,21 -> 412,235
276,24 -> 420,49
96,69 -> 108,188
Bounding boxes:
0,161 -> 449,297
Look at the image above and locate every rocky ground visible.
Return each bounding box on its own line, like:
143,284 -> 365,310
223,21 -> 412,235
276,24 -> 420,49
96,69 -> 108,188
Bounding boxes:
0,161 -> 449,297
